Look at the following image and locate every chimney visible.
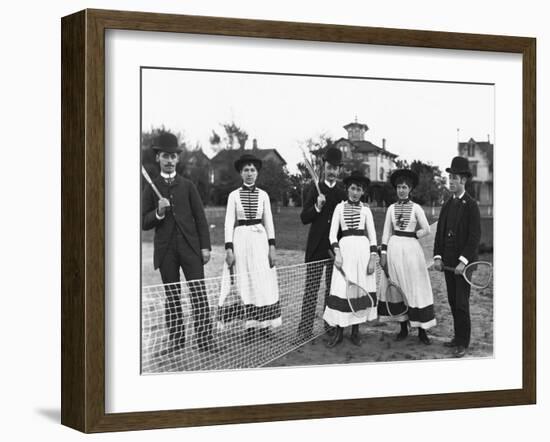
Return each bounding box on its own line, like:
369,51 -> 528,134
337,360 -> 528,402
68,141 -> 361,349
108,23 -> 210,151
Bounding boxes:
487,134 -> 490,143
253,138 -> 258,150
382,138 -> 386,150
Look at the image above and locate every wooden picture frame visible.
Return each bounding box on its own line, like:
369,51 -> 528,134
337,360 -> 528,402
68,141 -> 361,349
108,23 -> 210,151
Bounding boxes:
61,8 -> 536,433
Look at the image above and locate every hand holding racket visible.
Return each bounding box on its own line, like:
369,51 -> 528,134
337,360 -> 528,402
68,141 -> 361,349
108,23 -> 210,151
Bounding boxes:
440,261 -> 493,289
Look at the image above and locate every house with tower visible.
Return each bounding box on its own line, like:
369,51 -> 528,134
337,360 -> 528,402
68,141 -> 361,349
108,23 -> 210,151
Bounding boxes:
457,137 -> 493,205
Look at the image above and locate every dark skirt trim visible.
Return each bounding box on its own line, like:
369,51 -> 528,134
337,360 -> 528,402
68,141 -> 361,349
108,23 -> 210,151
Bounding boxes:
326,293 -> 377,312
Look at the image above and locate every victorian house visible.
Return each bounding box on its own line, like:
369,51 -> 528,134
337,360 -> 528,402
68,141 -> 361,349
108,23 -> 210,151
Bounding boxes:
458,137 -> 493,205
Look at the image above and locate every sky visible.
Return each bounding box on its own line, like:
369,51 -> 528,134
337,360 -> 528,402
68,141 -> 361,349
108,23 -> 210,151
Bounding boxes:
141,68 -> 494,174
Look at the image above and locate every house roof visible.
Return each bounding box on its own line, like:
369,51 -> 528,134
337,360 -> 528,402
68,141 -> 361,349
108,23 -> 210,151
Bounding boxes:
211,148 -> 287,166
343,122 -> 369,131
458,140 -> 493,149
335,137 -> 399,158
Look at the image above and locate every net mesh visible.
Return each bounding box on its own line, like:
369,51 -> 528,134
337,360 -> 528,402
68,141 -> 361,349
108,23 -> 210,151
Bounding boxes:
141,222 -> 441,374
142,259 -> 333,373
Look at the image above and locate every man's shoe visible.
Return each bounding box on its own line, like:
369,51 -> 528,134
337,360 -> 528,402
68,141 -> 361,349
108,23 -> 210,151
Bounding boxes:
292,330 -> 313,345
454,345 -> 467,358
443,339 -> 457,348
170,334 -> 185,352
326,327 -> 343,348
242,328 -> 256,344
197,337 -> 218,353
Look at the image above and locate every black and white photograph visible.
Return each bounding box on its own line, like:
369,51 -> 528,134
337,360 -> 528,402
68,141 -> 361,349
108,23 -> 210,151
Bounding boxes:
140,67 -> 494,374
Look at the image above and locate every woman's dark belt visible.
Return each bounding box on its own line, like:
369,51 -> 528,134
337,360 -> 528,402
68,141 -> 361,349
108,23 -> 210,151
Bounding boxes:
237,219 -> 262,226
341,229 -> 365,237
394,230 -> 417,238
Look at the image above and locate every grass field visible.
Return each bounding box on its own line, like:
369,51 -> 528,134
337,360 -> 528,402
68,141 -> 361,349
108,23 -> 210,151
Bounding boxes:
142,205 -> 492,253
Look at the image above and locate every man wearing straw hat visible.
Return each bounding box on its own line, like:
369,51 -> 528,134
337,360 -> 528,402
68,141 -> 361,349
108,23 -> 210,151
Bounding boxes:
141,132 -> 216,353
433,156 -> 481,358
295,147 -> 346,341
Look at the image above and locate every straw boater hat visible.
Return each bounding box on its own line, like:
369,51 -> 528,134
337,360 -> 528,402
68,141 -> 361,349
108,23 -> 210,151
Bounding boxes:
322,147 -> 343,167
151,132 -> 183,153
343,170 -> 370,188
446,156 -> 472,178
234,153 -> 263,172
390,169 -> 419,189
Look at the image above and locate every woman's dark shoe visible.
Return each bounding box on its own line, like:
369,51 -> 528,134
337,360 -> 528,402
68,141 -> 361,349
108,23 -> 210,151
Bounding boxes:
395,321 -> 409,341
350,325 -> 362,346
418,328 -> 432,345
326,326 -> 344,348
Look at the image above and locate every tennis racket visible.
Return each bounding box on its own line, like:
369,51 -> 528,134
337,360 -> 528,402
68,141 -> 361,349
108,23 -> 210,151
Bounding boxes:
298,144 -> 321,196
379,267 -> 409,318
334,265 -> 375,319
442,260 -> 493,289
141,165 -> 164,199
216,264 -> 244,331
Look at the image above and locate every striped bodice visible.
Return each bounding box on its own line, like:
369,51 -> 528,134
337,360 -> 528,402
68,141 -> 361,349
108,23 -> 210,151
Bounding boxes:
393,201 -> 414,230
343,201 -> 362,230
239,187 -> 259,220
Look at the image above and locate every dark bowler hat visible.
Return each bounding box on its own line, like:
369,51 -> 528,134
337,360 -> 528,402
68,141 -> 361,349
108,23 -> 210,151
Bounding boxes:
446,156 -> 472,177
343,170 -> 370,188
151,132 -> 183,153
390,169 -> 419,189
323,147 -> 343,167
234,153 -> 262,172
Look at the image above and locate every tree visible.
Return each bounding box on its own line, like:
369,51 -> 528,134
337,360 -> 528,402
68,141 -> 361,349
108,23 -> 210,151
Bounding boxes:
408,160 -> 446,206
210,121 -> 249,152
257,160 -> 291,204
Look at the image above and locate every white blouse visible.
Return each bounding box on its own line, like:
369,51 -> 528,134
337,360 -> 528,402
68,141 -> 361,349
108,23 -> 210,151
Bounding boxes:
329,201 -> 378,253
381,201 -> 431,247
224,186 -> 276,246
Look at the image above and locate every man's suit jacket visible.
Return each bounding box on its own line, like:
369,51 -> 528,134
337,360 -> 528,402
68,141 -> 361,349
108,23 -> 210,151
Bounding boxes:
142,174 -> 211,269
300,181 -> 347,262
434,192 -> 481,264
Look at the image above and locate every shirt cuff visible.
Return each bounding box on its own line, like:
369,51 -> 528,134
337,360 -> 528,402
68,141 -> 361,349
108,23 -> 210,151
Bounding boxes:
434,255 -> 442,261
268,238 -> 276,246
331,242 -> 339,250
155,210 -> 165,220
459,256 -> 469,265
225,242 -> 233,250
314,204 -> 321,213
370,245 -> 378,253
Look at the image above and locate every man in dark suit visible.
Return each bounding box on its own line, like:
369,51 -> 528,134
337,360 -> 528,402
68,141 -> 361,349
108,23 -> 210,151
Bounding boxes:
295,147 -> 346,340
434,156 -> 481,358
142,132 -> 216,353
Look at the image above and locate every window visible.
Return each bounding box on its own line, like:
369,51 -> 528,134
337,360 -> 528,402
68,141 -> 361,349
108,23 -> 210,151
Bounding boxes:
379,167 -> 385,181
469,162 -> 477,177
468,142 -> 475,157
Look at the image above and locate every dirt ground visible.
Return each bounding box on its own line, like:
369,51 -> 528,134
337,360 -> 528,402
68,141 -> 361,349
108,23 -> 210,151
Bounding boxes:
142,243 -> 493,367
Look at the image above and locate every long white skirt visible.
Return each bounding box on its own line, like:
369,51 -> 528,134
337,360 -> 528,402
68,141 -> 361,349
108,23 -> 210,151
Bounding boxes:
323,236 -> 377,327
223,224 -> 282,329
382,235 -> 436,329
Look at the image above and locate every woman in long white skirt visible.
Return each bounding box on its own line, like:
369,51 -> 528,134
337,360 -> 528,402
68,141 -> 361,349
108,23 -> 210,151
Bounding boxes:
323,171 -> 378,348
378,169 -> 436,345
224,154 -> 281,343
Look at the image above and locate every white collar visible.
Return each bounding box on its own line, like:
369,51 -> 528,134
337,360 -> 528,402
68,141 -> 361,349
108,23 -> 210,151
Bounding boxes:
454,191 -> 466,199
242,182 -> 256,188
324,180 -> 336,189
160,171 -> 176,179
